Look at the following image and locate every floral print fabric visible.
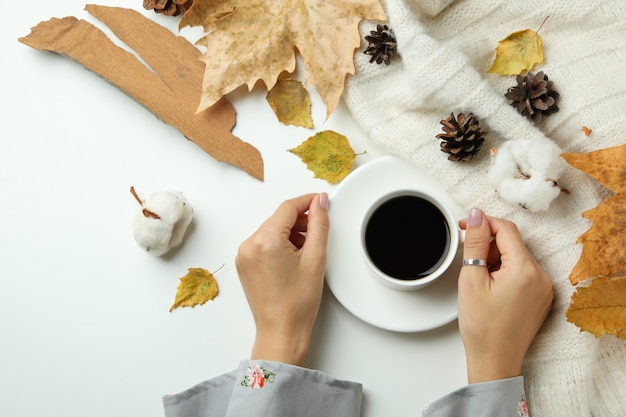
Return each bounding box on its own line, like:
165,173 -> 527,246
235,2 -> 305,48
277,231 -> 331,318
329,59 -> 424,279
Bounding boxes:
241,362 -> 276,389
518,394 -> 529,417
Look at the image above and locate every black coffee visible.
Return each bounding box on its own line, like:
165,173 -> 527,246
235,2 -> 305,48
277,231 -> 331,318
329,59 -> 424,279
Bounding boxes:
364,195 -> 450,280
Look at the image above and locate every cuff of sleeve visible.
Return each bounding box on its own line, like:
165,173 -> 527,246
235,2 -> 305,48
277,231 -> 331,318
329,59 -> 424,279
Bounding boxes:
163,360 -> 363,417
423,376 -> 527,417
236,359 -> 362,391
231,360 -> 363,416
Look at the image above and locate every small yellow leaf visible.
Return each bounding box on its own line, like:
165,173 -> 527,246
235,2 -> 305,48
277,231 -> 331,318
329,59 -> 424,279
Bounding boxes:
488,29 -> 544,75
266,79 -> 313,128
566,276 -> 626,339
170,267 -> 220,312
289,130 -> 356,184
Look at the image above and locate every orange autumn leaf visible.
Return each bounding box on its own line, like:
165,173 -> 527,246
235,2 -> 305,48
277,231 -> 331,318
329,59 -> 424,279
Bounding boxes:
170,267 -> 221,312
180,0 -> 386,117
562,144 -> 626,285
566,276 -> 626,339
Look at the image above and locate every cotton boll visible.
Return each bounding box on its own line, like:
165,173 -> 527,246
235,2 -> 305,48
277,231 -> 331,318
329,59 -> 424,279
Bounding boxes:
525,139 -> 565,179
167,193 -> 193,248
131,190 -> 193,256
488,138 -> 565,211
496,177 -> 562,212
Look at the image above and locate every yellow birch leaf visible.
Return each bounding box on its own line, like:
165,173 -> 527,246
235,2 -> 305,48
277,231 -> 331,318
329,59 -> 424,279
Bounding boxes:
566,276 -> 626,339
170,267 -> 220,312
488,28 -> 544,75
180,0 -> 386,118
266,79 -> 313,128
289,130 -> 356,184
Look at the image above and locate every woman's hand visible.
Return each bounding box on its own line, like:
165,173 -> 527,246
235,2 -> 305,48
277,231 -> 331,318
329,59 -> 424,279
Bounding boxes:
458,208 -> 554,384
235,193 -> 330,366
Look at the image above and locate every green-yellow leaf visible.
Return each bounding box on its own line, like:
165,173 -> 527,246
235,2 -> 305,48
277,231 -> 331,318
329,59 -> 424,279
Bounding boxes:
566,276 -> 626,339
289,130 -> 356,184
266,79 -> 313,128
488,28 -> 544,75
170,267 -> 220,312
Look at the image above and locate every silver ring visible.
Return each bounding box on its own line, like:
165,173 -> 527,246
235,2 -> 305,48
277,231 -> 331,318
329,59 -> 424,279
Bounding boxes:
463,259 -> 488,267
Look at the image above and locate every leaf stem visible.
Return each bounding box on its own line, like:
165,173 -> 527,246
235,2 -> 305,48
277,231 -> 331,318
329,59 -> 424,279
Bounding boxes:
212,263 -> 226,275
536,16 -> 549,34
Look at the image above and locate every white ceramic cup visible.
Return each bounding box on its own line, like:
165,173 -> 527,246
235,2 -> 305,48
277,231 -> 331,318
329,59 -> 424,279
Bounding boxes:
360,189 -> 463,290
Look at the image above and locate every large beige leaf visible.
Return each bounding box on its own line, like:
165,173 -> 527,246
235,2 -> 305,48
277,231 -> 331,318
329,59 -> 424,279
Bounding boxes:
181,0 -> 386,117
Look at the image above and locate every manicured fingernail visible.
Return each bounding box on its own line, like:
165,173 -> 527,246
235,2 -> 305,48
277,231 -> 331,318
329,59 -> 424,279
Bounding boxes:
468,207 -> 483,227
319,192 -> 329,210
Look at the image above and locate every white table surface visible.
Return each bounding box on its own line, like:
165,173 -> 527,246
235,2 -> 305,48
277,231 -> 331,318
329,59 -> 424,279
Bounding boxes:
1,2 -> 466,416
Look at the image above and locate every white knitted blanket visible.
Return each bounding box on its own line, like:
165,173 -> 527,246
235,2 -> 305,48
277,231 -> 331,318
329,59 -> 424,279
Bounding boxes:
343,1 -> 626,415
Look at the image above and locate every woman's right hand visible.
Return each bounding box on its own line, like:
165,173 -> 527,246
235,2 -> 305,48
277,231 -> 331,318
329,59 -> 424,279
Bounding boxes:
457,208 -> 554,384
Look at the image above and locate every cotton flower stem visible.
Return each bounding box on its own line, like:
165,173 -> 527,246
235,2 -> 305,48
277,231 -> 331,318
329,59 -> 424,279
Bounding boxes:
130,186 -> 161,219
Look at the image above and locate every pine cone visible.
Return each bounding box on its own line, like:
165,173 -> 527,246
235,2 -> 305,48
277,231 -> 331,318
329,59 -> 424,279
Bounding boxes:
143,0 -> 193,16
363,24 -> 398,65
436,112 -> 485,162
505,71 -> 559,124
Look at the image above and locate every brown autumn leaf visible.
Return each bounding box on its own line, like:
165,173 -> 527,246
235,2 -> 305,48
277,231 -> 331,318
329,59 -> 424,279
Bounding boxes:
266,79 -> 313,128
562,144 -> 626,285
19,5 -> 263,181
170,267 -> 221,312
566,276 -> 626,339
180,0 -> 386,117
289,130 -> 357,184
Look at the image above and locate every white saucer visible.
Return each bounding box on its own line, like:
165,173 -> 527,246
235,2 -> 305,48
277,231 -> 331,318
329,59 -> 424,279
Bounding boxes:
326,156 -> 466,333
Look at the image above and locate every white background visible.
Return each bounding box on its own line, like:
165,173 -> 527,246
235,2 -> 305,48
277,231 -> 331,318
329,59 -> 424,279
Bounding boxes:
1,2 -> 466,416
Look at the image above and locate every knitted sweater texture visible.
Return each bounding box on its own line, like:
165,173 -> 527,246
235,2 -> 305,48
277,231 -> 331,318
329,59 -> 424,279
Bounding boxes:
343,1 -> 626,416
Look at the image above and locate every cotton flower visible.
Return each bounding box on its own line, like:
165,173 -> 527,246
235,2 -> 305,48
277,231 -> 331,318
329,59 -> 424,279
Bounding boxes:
488,138 -> 565,211
130,187 -> 193,256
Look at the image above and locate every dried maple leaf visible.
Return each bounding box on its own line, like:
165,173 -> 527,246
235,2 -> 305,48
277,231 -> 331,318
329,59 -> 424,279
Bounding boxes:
566,276 -> 626,339
180,0 -> 386,117
19,5 -> 263,181
289,130 -> 357,184
488,19 -> 546,75
170,267 -> 221,312
266,79 -> 313,128
562,144 -> 626,285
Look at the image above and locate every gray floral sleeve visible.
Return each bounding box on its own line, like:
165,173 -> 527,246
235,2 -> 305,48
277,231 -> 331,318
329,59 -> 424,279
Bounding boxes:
162,360 -> 363,417
422,376 -> 529,417
163,361 -> 527,417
